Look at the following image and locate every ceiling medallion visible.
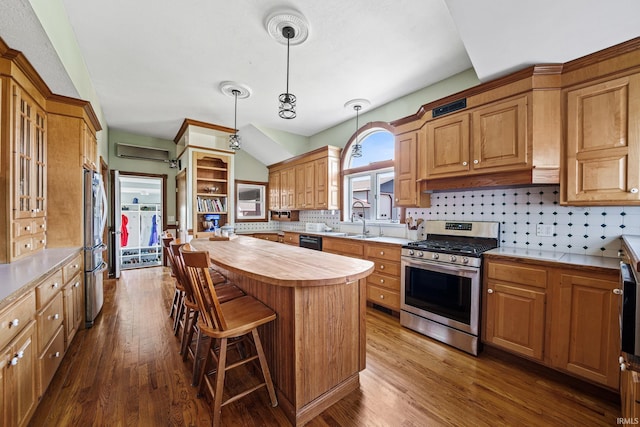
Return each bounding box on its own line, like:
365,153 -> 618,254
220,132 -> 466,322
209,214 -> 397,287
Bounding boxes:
265,10 -> 310,45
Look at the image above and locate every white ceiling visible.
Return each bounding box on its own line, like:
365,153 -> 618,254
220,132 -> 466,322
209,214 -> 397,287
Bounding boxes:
2,0 -> 640,155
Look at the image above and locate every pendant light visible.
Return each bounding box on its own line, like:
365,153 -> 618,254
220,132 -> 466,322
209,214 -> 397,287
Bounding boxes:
219,81 -> 252,152
344,99 -> 371,158
228,89 -> 241,151
278,26 -> 296,119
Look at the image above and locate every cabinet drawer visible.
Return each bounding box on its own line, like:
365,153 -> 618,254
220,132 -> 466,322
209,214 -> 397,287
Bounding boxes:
487,262 -> 547,288
323,238 -> 364,257
366,244 -> 401,262
33,217 -> 47,233
13,219 -> 35,238
13,236 -> 34,258
367,272 -> 400,291
39,324 -> 65,394
63,254 -> 82,283
36,270 -> 63,309
32,233 -> 46,251
367,284 -> 400,310
37,292 -> 64,353
0,291 -> 36,350
371,260 -> 400,276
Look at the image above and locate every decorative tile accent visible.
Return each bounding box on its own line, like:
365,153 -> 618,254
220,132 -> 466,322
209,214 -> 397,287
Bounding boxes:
411,185 -> 640,257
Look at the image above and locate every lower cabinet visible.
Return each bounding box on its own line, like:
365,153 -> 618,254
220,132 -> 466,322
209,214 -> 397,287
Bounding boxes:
252,233 -> 280,242
282,231 -> 300,246
1,320 -> 38,427
483,256 -> 620,389
621,368 -> 640,419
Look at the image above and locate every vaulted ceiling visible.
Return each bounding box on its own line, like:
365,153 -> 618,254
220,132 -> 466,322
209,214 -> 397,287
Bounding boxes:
1,0 -> 639,154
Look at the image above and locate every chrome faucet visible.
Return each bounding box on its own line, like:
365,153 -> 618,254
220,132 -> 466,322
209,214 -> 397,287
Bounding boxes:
351,200 -> 368,236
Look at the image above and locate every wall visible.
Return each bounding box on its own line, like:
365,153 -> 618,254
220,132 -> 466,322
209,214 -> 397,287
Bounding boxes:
233,150 -> 268,182
108,129 -> 178,224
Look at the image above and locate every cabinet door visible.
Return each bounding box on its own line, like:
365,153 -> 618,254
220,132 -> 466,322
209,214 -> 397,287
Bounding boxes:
268,171 -> 280,211
621,368 -> 640,419
425,112 -> 470,178
565,73 -> 640,204
472,95 -> 528,172
13,85 -> 47,221
314,158 -> 328,209
555,273 -> 620,388
295,164 -> 305,209
4,321 -> 37,427
304,161 -> 315,209
485,281 -> 546,360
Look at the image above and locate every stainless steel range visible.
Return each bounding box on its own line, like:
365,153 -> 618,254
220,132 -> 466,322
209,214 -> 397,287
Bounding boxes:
400,220 -> 500,356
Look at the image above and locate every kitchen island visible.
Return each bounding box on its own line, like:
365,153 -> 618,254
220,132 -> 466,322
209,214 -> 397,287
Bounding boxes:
189,236 -> 374,426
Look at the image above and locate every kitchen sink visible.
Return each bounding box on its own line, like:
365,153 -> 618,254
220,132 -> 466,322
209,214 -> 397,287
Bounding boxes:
346,234 -> 376,239
322,232 -> 348,236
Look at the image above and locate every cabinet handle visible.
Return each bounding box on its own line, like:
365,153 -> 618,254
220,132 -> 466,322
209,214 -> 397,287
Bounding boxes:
10,357 -> 19,366
380,264 -> 385,270
10,318 -> 19,327
52,282 -> 59,289
613,288 -> 623,295
74,282 -> 80,288
395,198 -> 399,202
50,313 -> 60,320
462,161 -> 468,166
379,294 -> 385,299
379,251 -> 385,255
631,188 -> 639,194
16,351 -> 24,359
487,289 -> 494,294
24,243 -> 31,248
24,225 -> 31,231
72,264 -> 79,269
40,239 -> 45,244
473,159 -> 479,164
380,279 -> 385,284
52,351 -> 61,358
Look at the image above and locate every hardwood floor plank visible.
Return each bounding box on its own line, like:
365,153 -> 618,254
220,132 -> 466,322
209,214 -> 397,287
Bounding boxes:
29,266 -> 620,426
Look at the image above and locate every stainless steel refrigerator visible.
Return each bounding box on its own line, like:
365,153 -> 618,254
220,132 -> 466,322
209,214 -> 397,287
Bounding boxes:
84,169 -> 108,327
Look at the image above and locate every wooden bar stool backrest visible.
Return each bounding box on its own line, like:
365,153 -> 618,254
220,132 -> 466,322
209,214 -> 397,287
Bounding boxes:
180,247 -> 227,331
170,242 -> 197,305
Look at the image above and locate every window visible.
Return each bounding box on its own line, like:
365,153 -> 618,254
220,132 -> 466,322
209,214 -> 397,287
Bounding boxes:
342,123 -> 399,223
235,181 -> 267,222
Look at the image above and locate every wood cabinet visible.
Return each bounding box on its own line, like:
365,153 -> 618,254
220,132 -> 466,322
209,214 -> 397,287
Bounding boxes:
563,73 -> 640,205
45,95 -> 101,249
484,260 -> 547,361
252,233 -> 279,242
621,368 -> 640,419
322,237 -> 364,258
282,231 -> 300,246
483,255 -> 620,389
551,270 -> 620,389
193,151 -> 233,238
81,121 -> 98,171
0,72 -> 48,263
0,289 -> 38,427
394,131 -> 430,207
365,243 -> 401,311
62,253 -> 83,348
268,146 -> 341,213
424,95 -> 528,179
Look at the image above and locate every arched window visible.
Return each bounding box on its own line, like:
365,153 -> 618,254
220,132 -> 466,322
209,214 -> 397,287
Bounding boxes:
341,122 -> 398,223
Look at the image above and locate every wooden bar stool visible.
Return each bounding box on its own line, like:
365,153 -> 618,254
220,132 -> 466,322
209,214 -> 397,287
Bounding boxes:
171,242 -> 244,385
161,233 -> 181,320
180,246 -> 278,426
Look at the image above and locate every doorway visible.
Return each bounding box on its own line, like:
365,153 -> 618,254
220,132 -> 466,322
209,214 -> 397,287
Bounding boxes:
112,171 -> 167,278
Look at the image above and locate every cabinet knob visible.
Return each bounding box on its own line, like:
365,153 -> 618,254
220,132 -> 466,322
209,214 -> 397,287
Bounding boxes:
395,198 -> 399,202
613,288 -> 623,295
24,225 -> 31,231
74,282 -> 80,288
52,282 -> 59,289
487,289 -> 494,294
380,264 -> 385,270
10,318 -> 19,327
379,294 -> 385,299
17,351 -> 24,359
73,264 -> 79,268
631,188 -> 639,194
462,161 -> 468,166
380,279 -> 385,284
52,351 -> 61,358
380,251 -> 385,255
24,243 -> 31,248
473,159 -> 479,164
10,357 -> 19,366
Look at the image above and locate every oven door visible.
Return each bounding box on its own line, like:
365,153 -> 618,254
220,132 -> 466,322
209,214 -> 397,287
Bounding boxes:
401,256 -> 481,335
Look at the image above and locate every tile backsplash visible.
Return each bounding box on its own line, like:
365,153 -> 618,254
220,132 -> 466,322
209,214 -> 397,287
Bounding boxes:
407,185 -> 640,258
234,185 -> 640,258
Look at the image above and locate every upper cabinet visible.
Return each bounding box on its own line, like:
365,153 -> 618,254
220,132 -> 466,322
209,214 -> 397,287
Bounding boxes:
392,65 -> 562,192
1,46 -> 49,263
268,146 -> 341,212
394,131 -> 430,207
563,72 -> 640,205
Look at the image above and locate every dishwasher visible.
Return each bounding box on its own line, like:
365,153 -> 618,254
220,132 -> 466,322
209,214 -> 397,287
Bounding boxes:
299,234 -> 322,251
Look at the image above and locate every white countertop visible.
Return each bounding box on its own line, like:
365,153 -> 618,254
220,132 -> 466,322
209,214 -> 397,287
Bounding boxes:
485,246 -> 620,270
0,247 -> 80,309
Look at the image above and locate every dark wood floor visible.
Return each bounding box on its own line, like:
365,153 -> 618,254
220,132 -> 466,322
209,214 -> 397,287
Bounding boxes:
29,266 -> 620,426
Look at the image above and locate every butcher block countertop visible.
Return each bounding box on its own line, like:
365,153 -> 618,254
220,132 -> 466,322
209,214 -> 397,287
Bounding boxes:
189,236 -> 374,287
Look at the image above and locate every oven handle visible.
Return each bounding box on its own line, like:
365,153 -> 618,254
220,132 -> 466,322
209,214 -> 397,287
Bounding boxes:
401,257 -> 480,276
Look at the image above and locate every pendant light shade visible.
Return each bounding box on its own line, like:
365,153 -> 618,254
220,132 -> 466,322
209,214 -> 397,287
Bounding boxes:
219,81 -> 252,152
279,26 -> 296,119
229,89 -> 241,151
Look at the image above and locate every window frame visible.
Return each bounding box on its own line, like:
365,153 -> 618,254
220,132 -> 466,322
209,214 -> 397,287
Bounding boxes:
340,121 -> 397,223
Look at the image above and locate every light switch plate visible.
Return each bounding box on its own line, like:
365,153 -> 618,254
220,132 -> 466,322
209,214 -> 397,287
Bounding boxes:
536,224 -> 554,237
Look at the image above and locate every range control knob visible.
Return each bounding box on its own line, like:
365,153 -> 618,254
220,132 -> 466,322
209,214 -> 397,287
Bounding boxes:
408,249 -> 415,256
450,255 -> 457,263
417,251 -> 424,258
432,253 -> 439,260
462,257 -> 470,264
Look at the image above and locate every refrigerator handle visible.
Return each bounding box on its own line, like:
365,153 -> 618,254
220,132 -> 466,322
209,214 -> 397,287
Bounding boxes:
98,175 -> 108,239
